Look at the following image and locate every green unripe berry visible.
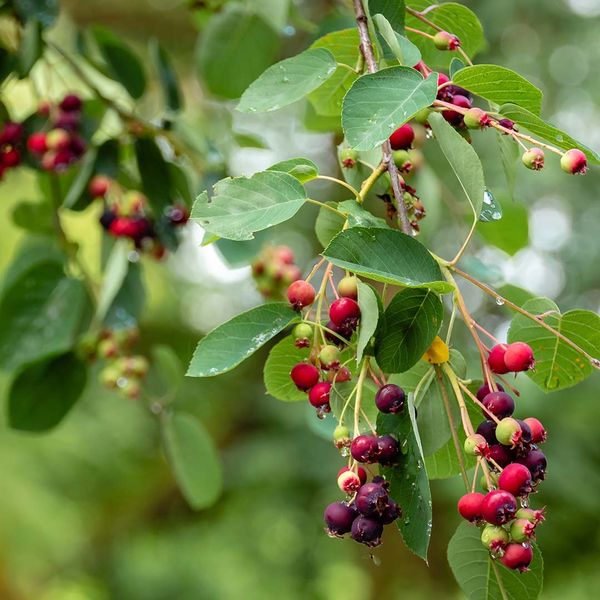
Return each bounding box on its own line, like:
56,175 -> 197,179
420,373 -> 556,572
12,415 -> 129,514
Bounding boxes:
509,518 -> 535,543
495,417 -> 522,447
413,108 -> 431,125
463,107 -> 490,129
333,425 -> 351,448
481,524 -> 509,552
433,30 -> 461,51
522,147 -> 545,171
337,275 -> 358,299
99,366 -> 120,389
393,149 -> 411,170
293,323 -> 313,341
340,148 -> 358,168
464,433 -> 488,456
319,344 -> 341,370
480,472 -> 498,490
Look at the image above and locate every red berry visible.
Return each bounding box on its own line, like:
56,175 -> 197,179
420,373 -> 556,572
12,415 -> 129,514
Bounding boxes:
27,132 -> 48,154
504,342 -> 535,372
89,175 -> 111,198
324,502 -> 357,536
329,366 -> 351,383
59,93 -> 82,112
389,124 -> 415,150
290,362 -> 319,391
481,489 -> 517,525
523,417 -> 546,444
413,60 -> 430,76
351,515 -> 383,547
329,297 -> 360,327
375,383 -> 405,414
350,435 -> 379,464
498,463 -> 533,496
337,466 -> 367,485
376,434 -> 399,466
560,148 -> 588,174
481,391 -> 515,419
501,543 -> 533,572
457,492 -> 485,522
476,383 -> 504,401
0,122 -> 23,145
1,148 -> 20,167
442,94 -> 471,125
437,72 -> 450,87
308,381 -> 331,408
488,344 -> 509,374
286,280 -> 315,310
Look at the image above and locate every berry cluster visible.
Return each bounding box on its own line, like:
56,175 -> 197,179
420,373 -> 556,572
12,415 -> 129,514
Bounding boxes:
457,342 -> 547,572
0,121 -> 24,178
251,245 -> 301,299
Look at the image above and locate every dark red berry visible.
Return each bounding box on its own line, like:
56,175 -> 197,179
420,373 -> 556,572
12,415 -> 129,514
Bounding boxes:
389,124 -> 415,150
0,122 -> 23,144
482,391 -> 515,419
380,499 -> 401,525
516,419 -> 532,446
290,362 -> 319,391
504,342 -> 535,372
377,435 -> 399,466
350,435 -> 380,464
351,515 -> 383,547
329,297 -> 361,328
476,420 -> 497,445
375,384 -> 405,414
1,148 -> 20,167
498,118 -> 516,131
488,344 -> 509,374
488,444 -> 512,468
99,209 -> 117,230
324,502 -> 357,536
442,94 -> 472,125
89,175 -> 111,198
523,417 -> 546,444
481,489 -> 517,525
501,543 -> 533,572
59,94 -> 83,112
286,280 -> 315,310
498,463 -> 533,496
517,448 -> 547,482
55,111 -> 81,131
476,383 -> 504,401
308,381 -> 331,408
457,492 -> 485,522
355,482 -> 389,517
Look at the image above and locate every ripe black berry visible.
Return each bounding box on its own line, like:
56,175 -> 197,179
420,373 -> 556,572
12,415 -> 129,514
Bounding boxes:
324,502 -> 357,536
375,383 -> 405,414
351,515 -> 383,547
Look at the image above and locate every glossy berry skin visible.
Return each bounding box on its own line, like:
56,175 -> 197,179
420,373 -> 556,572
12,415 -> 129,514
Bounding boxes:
488,344 -> 509,374
89,175 -> 111,198
481,489 -> 517,525
330,366 -> 351,383
319,345 -> 340,370
457,492 -> 485,522
560,148 -> 588,174
464,434 -> 488,457
523,417 -> 547,444
380,499 -> 401,525
286,280 -> 316,310
476,420 -> 497,445
355,482 -> 389,517
324,320 -> 348,345
308,382 -> 331,408
338,466 -> 367,485
350,435 -> 380,464
504,342 -> 535,372
324,502 -> 357,536
290,362 -> 319,391
433,30 -> 461,50
510,519 -> 536,543
59,94 -> 82,112
488,444 -> 512,468
442,94 -> 471,125
498,463 -> 533,496
389,124 -> 415,150
522,147 -> 545,171
516,507 -> 545,524
498,118 -> 516,131
464,107 -> 490,129
377,435 -> 399,466
517,448 -> 547,482
329,298 -> 361,327
337,470 -> 362,494
375,384 -> 405,414
27,132 -> 48,154
481,391 -> 515,419
351,515 -> 383,547
337,275 -> 358,299
481,524 -> 509,553
495,417 -> 522,447
501,543 -> 533,572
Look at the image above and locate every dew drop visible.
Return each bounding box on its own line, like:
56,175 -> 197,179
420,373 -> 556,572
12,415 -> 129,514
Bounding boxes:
496,296 -> 505,306
403,517 -> 411,525
491,211 -> 502,220
556,134 -> 564,142
282,76 -> 290,83
116,376 -> 128,389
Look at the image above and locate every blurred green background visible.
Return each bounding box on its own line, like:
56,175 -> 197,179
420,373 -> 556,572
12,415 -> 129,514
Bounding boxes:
1,0 -> 600,598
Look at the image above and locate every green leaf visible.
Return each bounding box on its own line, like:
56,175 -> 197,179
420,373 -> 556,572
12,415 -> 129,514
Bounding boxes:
356,281 -> 380,363
417,373 -> 454,456
264,336 -> 310,402
500,103 -> 600,164
237,48 -> 336,113
507,298 -> 600,392
0,262 -> 88,371
267,157 -> 319,183
368,0 -> 405,30
187,303 -> 299,377
478,190 -> 503,223
162,412 -> 222,510
197,6 -> 280,99
389,361 -> 431,392
405,1 -> 485,68
373,15 -> 420,66
12,0 -> 59,27
375,289 -> 443,373
12,200 -> 53,234
315,202 -> 346,247
449,57 -> 465,78
338,200 -> 390,229
428,112 -> 485,215
233,132 -> 268,149
91,27 -> 146,99
448,522 -> 543,600
145,345 -> 184,403
103,260 -> 145,330
478,199 -> 528,256
308,29 -> 360,118
192,171 -> 307,241
342,67 -> 438,150
134,137 -> 173,213
453,65 -> 543,115
8,352 -> 87,431
149,38 -> 183,112
378,404 -> 432,561
322,227 -> 453,293
496,132 -> 519,197
95,239 -> 130,323
16,20 -> 42,78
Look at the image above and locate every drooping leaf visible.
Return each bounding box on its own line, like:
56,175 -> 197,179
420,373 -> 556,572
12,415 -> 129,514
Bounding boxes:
342,67 -> 438,150
95,239 -> 131,323
267,157 -> 319,183
192,171 -> 307,241
375,288 -> 443,373
453,65 -> 543,115
496,132 -> 519,197
12,200 -> 53,234
373,15 -> 421,66
428,112 -> 485,216
448,522 -> 543,600
187,303 -> 299,377
264,336 -> 310,402
196,6 -> 280,99
507,297 -> 600,392
162,412 -> 222,510
8,352 -> 87,431
149,38 -> 183,112
237,48 -> 336,113
356,281 -> 381,363
323,228 -> 453,293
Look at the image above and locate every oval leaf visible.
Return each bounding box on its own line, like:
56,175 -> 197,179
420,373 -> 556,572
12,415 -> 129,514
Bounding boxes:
187,303 -> 299,377
267,157 -> 319,183
192,171 -> 307,241
356,281 -> 381,363
342,67 -> 438,150
373,14 -> 421,66
162,412 -> 222,510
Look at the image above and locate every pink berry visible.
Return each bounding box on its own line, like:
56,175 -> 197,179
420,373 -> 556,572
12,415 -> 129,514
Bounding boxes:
290,362 -> 319,391
523,417 -> 546,444
337,466 -> 367,485
488,344 -> 509,374
501,543 -> 533,572
457,492 -> 485,522
337,470 -> 362,494
498,463 -> 533,496
504,342 -> 535,372
286,280 -> 315,310
522,147 -> 545,171
481,489 -> 517,525
433,30 -> 461,50
88,175 -> 111,198
27,132 -> 48,154
560,148 -> 587,174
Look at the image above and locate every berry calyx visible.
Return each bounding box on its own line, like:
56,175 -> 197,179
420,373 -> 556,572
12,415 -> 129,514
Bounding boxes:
329,297 -> 361,328
319,345 -> 341,370
375,383 -> 405,414
292,323 -> 313,348
324,502 -> 357,536
350,435 -> 380,463
498,463 -> 533,496
516,507 -> 546,524
504,342 -> 535,372
340,148 -> 358,169
457,492 -> 485,522
337,470 -> 362,494
463,107 -> 491,129
333,425 -> 351,448
523,417 -> 546,444
464,433 -> 489,457
89,175 -> 111,198
560,148 -> 587,174
308,381 -> 332,409
355,481 -> 389,517
290,362 -> 319,391
481,524 -> 509,553
433,30 -> 461,50
351,515 -> 383,547
510,518 -> 536,543
389,124 -> 415,150
376,434 -> 399,466
522,147 -> 545,171
481,489 -> 517,525
501,543 -> 533,572
337,275 -> 358,299
495,417 -> 522,447
482,391 -> 515,419
286,280 -> 316,310
488,344 -> 509,374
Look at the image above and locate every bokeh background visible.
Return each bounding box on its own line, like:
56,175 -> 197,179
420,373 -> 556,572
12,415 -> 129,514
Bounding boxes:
1,0 -> 599,598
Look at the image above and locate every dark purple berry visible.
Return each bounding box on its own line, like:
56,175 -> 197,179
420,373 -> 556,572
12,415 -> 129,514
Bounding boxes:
350,435 -> 380,463
324,502 -> 357,536
517,448 -> 547,482
379,499 -> 401,525
355,482 -> 389,517
376,435 -> 399,466
476,383 -> 504,401
375,384 -> 405,414
351,515 -> 383,547
476,420 -> 497,444
482,391 -> 515,419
